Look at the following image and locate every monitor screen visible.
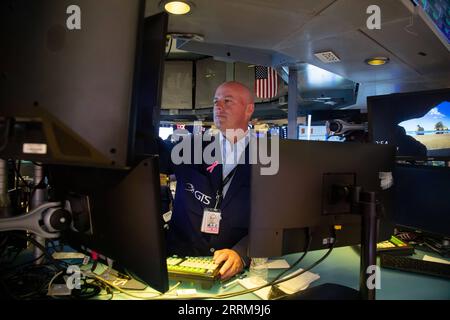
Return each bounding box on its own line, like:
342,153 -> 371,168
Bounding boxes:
0,0 -> 167,168
416,0 -> 450,44
368,88 -> 450,160
249,140 -> 395,257
393,164 -> 450,238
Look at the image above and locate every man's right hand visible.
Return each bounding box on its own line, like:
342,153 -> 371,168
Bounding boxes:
213,249 -> 244,280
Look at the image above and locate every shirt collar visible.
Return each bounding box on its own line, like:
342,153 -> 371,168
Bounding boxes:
219,130 -> 250,163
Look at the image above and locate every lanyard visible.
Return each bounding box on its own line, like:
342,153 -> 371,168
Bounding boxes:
214,165 -> 238,209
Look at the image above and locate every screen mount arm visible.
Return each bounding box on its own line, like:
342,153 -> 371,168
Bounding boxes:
0,201 -> 70,238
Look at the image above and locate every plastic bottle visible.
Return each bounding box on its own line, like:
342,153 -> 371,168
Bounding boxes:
249,257 -> 268,284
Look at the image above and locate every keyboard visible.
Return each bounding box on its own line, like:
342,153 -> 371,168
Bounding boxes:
166,256 -> 222,289
380,254 -> 450,279
376,236 -> 414,255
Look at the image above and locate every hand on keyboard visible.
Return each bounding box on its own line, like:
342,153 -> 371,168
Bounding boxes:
213,249 -> 244,280
166,256 -> 224,289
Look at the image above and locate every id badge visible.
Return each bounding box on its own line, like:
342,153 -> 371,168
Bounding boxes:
201,208 -> 221,234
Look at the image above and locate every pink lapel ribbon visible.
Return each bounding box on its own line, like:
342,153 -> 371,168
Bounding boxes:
206,160 -> 219,173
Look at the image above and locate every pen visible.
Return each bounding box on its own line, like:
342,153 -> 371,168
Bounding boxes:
222,279 -> 239,289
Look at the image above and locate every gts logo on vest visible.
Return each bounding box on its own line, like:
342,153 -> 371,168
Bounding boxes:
185,183 -> 212,206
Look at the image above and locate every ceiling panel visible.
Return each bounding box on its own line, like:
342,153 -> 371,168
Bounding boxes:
282,30 -> 420,83
275,0 -> 412,51
363,13 -> 450,77
146,0 -> 335,48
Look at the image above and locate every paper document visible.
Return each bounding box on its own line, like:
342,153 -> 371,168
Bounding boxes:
239,269 -> 320,300
276,270 -> 320,294
266,259 -> 290,269
52,252 -> 86,260
238,277 -> 272,300
423,255 -> 450,265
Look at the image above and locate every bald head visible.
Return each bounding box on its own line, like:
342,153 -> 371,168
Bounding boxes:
213,81 -> 255,133
216,81 -> 254,104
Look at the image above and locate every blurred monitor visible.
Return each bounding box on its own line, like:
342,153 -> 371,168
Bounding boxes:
393,164 -> 450,239
368,88 -> 450,161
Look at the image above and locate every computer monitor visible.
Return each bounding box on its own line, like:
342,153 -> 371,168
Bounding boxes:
393,164 -> 450,239
48,157 -> 168,293
0,1 -> 170,293
0,0 -> 166,168
368,88 -> 450,161
248,140 -> 395,257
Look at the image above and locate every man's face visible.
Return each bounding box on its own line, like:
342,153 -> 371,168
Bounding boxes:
213,84 -> 254,132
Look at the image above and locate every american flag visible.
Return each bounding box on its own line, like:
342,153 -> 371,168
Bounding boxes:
255,66 -> 278,99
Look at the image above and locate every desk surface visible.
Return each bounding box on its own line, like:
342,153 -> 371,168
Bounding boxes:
110,246 -> 450,300
281,246 -> 450,300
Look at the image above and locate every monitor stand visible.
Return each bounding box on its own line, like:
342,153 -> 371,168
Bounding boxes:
280,188 -> 380,300
358,190 -> 379,300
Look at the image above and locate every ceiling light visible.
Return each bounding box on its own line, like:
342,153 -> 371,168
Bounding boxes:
161,1 -> 192,15
365,57 -> 390,66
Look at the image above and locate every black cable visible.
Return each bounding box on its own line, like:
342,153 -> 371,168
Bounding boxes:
194,230 -> 337,300
0,240 -> 26,266
13,160 -> 47,211
91,260 -> 99,273
106,286 -> 114,300
28,176 -> 46,210
13,162 -> 31,189
5,232 -> 68,269
0,233 -> 71,300
15,160 -> 21,191
86,278 -> 114,300
165,34 -> 173,58
13,161 -> 32,210
271,230 -> 312,283
75,282 -> 102,299
0,253 -> 46,274
12,161 -> 18,192
1,264 -> 60,300
267,228 -> 337,300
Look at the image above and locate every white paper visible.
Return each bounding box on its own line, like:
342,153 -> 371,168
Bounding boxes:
239,269 -> 320,300
176,289 -> 197,296
266,259 -> 290,269
423,255 -> 450,265
238,277 -> 272,300
52,252 -> 86,260
277,270 -> 320,294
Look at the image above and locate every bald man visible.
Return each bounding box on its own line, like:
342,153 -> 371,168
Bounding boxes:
213,81 -> 255,138
164,81 -> 255,280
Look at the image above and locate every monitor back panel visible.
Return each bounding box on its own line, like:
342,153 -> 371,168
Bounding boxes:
0,0 -> 143,167
249,140 -> 395,257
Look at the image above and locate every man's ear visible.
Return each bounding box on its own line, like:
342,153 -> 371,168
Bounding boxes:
246,103 -> 255,120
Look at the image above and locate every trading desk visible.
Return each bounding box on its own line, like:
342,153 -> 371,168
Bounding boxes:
105,246 -> 450,300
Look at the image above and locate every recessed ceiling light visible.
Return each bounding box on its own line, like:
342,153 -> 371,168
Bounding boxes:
365,57 -> 390,66
160,1 -> 193,15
